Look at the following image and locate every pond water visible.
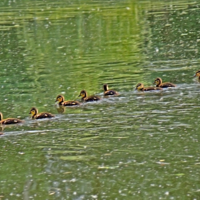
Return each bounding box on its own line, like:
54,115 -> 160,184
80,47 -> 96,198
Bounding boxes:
0,0 -> 200,199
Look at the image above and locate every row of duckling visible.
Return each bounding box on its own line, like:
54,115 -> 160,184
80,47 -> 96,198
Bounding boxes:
56,83 -> 119,106
1,72 -> 199,125
136,70 -> 200,91
136,77 -> 175,91
0,83 -> 119,125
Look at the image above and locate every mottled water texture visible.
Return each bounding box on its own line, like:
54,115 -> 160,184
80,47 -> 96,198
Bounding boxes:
0,0 -> 200,199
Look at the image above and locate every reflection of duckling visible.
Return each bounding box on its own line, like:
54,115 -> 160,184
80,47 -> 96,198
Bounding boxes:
154,77 -> 175,88
0,125 -> 4,133
55,95 -> 80,106
29,107 -> 54,119
103,84 -> 119,96
194,70 -> 200,80
56,105 -> 65,114
136,83 -> 162,91
78,90 -> 101,102
0,112 -> 23,124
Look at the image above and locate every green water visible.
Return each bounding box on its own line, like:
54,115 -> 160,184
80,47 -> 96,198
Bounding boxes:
0,0 -> 200,199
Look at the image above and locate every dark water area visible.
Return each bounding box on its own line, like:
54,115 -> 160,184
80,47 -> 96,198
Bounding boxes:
0,0 -> 200,199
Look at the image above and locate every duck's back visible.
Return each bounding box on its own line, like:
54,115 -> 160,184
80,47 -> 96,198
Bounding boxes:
84,96 -> 101,102
35,112 -> 54,119
104,90 -> 119,96
1,118 -> 23,124
143,87 -> 162,91
62,100 -> 80,106
160,82 -> 175,88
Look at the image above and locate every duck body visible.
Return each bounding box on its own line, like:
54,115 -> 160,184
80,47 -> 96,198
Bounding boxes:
1,118 -> 23,124
32,113 -> 54,119
55,95 -> 80,106
29,107 -> 54,119
0,112 -> 23,125
159,83 -> 175,88
83,96 -> 101,102
62,100 -> 80,106
154,77 -> 175,88
136,83 -> 162,91
79,90 -> 101,102
140,87 -> 162,91
103,84 -> 119,96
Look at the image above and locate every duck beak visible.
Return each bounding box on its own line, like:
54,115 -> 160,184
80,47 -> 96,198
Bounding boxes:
193,74 -> 197,77
78,94 -> 81,97
29,112 -> 31,114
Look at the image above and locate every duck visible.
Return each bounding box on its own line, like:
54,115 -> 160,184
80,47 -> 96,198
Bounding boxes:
193,70 -> 200,80
29,107 -> 54,119
78,90 -> 101,102
55,94 -> 80,106
154,77 -> 175,88
136,83 -> 162,91
103,84 -> 119,96
0,112 -> 23,124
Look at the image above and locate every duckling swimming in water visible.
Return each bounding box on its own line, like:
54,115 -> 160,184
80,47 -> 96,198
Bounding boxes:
154,77 -> 175,88
55,94 -> 80,106
103,84 -> 119,96
193,70 -> 200,80
78,90 -> 101,102
0,112 -> 23,124
29,107 -> 54,119
136,83 -> 162,91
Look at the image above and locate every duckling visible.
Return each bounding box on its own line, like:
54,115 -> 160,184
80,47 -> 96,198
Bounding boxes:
29,107 -> 54,119
0,112 -> 23,124
103,84 -> 119,96
136,83 -> 162,91
78,90 -> 101,102
193,70 -> 200,80
55,95 -> 80,106
154,77 -> 175,88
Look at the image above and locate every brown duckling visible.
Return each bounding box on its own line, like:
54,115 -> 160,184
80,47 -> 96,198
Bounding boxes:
194,70 -> 200,80
0,112 -> 23,125
103,84 -> 119,96
154,77 -> 175,88
136,83 -> 162,91
55,94 -> 80,106
29,107 -> 54,119
78,90 -> 101,102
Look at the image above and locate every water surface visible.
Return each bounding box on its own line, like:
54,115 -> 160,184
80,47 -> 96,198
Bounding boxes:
0,0 -> 200,199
